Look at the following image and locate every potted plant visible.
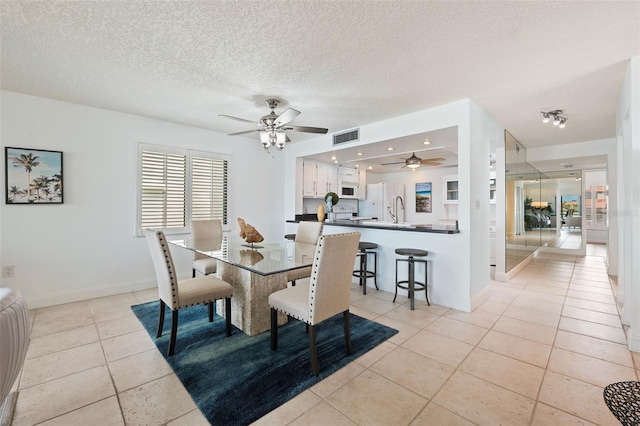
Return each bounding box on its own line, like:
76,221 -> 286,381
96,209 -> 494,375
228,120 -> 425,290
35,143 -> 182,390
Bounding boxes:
324,192 -> 339,220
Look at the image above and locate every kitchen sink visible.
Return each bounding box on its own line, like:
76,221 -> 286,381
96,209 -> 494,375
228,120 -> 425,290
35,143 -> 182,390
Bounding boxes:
361,221 -> 414,228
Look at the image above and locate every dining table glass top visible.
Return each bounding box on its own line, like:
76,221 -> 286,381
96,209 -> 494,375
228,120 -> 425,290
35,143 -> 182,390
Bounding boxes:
169,235 -> 316,276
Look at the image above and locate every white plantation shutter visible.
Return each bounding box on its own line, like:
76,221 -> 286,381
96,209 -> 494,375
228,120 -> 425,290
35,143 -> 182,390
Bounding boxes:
192,155 -> 228,224
140,150 -> 187,230
137,144 -> 229,235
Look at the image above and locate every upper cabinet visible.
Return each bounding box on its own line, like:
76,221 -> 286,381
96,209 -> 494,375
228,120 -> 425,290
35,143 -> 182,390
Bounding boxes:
443,175 -> 459,204
303,160 -> 337,198
358,169 -> 366,200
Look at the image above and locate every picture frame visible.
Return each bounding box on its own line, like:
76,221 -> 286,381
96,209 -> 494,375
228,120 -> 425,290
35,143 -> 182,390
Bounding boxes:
415,182 -> 432,213
5,147 -> 63,204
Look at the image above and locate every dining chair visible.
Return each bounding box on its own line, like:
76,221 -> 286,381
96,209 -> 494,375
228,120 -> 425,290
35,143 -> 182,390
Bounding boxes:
191,219 -> 223,278
269,231 -> 361,376
144,229 -> 233,356
286,221 -> 324,286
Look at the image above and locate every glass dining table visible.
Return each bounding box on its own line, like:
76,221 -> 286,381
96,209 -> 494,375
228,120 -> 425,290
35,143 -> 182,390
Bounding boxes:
169,236 -> 317,336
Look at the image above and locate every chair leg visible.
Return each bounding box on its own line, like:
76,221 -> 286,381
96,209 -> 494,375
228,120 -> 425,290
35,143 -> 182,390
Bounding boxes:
168,309 -> 178,356
309,324 -> 318,376
156,300 -> 166,338
270,308 -> 278,350
393,259 -> 399,303
361,251 -> 367,295
208,301 -> 214,322
291,280 -> 296,287
373,252 -> 379,290
225,297 -> 232,337
343,311 -> 352,354
192,268 -> 196,278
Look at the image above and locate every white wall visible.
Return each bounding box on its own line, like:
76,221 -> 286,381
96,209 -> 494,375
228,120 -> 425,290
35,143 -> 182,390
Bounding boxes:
0,91 -> 285,308
615,56 -> 640,352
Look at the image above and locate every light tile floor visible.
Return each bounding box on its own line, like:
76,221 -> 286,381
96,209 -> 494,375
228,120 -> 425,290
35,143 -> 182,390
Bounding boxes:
8,244 -> 637,425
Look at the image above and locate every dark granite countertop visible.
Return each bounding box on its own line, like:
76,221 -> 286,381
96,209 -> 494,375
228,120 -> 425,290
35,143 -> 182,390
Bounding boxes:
286,217 -> 459,234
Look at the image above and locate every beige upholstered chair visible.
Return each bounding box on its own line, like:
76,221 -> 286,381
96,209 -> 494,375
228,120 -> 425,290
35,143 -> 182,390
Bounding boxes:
286,221 -> 323,286
144,229 -> 233,356
0,288 -> 30,405
191,219 -> 223,278
269,232 -> 361,376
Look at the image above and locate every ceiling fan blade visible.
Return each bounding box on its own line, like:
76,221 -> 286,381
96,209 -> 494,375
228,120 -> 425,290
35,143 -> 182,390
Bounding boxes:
286,125 -> 328,134
274,108 -> 301,126
381,161 -> 405,166
228,129 -> 260,136
219,114 -> 258,125
421,157 -> 445,164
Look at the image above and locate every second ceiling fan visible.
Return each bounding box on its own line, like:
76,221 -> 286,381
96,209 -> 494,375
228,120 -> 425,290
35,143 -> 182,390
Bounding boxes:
219,99 -> 328,150
381,152 -> 445,169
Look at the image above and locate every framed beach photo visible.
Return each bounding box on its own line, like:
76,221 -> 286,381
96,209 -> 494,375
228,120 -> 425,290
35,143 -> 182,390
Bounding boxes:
5,147 -> 63,204
415,182 -> 432,213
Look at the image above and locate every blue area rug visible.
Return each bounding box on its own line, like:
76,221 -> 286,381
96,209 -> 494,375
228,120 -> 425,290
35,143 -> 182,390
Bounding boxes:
131,301 -> 398,425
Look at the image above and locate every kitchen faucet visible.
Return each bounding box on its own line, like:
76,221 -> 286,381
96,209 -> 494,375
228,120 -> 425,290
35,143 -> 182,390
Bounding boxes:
389,195 -> 405,223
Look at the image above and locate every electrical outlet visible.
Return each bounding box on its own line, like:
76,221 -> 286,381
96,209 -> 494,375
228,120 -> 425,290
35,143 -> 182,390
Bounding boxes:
2,265 -> 15,278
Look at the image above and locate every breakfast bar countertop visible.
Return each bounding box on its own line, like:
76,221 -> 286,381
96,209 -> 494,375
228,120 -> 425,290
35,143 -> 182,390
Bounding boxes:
286,217 -> 460,234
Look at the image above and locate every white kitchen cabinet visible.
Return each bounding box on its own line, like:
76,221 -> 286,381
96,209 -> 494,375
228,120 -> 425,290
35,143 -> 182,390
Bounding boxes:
303,160 -> 337,198
358,168 -> 367,200
303,160 -> 319,197
325,164 -> 338,193
443,175 -> 459,204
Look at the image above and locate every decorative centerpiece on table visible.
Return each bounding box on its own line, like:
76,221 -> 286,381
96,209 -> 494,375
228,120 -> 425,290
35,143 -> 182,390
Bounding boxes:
324,191 -> 339,221
237,217 -> 264,248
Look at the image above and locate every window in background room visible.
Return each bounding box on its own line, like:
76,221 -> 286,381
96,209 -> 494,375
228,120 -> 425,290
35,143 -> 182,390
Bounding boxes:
584,184 -> 608,229
137,143 -> 229,236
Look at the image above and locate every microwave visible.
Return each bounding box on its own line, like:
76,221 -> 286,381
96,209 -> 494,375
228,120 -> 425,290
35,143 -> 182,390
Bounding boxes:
339,181 -> 359,198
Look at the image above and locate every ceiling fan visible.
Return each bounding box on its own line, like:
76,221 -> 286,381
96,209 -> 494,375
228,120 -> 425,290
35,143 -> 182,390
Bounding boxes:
381,152 -> 445,169
219,99 -> 328,151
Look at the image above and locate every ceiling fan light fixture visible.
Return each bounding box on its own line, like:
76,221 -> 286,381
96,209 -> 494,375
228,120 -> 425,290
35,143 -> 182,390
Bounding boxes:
553,115 -> 561,126
405,153 -> 422,168
259,131 -> 270,150
275,131 -> 287,150
558,118 -> 567,128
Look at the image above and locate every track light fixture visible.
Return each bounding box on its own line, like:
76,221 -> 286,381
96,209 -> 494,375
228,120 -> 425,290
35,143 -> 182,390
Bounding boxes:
541,110 -> 567,129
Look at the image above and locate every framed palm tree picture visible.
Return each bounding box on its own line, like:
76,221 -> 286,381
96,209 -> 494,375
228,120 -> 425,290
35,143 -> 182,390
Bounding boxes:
5,147 -> 63,204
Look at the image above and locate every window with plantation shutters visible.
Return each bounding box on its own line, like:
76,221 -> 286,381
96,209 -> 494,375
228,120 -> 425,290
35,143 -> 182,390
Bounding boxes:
137,143 -> 229,236
192,156 -> 228,223
140,150 -> 187,230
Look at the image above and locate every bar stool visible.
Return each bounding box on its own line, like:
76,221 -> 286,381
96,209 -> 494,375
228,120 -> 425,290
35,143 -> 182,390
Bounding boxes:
394,248 -> 429,310
352,242 -> 378,295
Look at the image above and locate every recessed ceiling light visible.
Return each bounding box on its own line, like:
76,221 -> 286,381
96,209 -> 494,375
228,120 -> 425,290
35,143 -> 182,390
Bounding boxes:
368,166 -> 373,170
357,152 -> 363,156
333,160 -> 339,164
387,147 -> 394,151
355,164 -> 359,168
423,140 -> 431,145
331,155 -> 336,160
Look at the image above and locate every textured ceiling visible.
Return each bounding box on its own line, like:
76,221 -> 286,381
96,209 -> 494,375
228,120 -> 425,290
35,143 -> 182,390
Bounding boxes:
1,1 -> 639,165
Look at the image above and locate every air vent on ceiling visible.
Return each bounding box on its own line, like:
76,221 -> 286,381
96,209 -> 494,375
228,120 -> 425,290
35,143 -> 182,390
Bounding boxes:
333,129 -> 359,145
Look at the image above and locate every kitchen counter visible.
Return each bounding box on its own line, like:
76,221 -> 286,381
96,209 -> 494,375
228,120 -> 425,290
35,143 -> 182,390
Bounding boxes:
286,218 -> 459,234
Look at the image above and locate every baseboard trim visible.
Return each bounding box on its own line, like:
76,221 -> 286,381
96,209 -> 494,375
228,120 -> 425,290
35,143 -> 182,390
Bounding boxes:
25,279 -> 157,309
470,286 -> 491,311
628,329 -> 640,353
